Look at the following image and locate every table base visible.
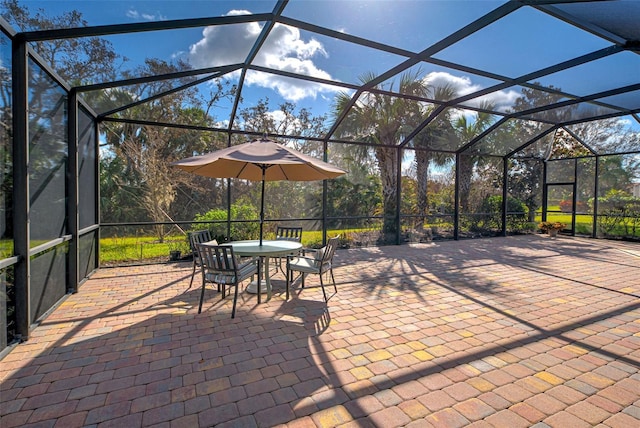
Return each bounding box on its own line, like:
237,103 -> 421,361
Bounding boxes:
245,280 -> 268,294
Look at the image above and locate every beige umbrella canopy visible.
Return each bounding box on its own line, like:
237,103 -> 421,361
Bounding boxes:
172,137 -> 347,244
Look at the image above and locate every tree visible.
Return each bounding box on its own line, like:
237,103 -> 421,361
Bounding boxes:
497,85 -> 572,221
236,98 -> 329,226
1,45 -> 13,243
2,0 -> 241,234
333,70 -> 428,243
323,168 -> 382,229
412,83 -> 458,230
238,99 -> 327,152
1,0 -> 124,84
568,118 -> 640,196
453,103 -> 496,213
507,157 -> 542,222
548,128 -> 590,159
510,119 -> 638,225
1,0 -> 126,241
98,58 -> 236,238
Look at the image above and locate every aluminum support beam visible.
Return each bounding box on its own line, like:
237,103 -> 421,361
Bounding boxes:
68,90 -> 79,293
11,38 -> 29,340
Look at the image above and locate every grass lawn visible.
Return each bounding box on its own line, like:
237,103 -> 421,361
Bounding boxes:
100,235 -> 191,264
98,229 -> 348,264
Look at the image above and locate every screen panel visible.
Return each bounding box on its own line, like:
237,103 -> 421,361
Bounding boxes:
79,230 -> 97,280
28,58 -> 68,246
0,265 -> 15,348
78,107 -> 97,230
30,243 -> 67,323
1,31 -> 12,259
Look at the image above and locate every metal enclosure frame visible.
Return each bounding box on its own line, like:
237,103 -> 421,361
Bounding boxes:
1,1 -> 639,350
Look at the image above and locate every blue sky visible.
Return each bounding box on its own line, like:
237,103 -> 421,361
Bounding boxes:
17,0 -> 639,133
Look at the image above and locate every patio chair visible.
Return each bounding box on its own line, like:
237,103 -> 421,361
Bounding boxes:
276,226 -> 303,242
285,236 -> 339,302
187,230 -> 214,289
275,226 -> 303,276
196,243 -> 260,318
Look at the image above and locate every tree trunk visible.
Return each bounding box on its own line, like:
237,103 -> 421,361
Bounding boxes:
376,145 -> 398,243
415,149 -> 430,230
527,203 -> 537,222
458,154 -> 475,213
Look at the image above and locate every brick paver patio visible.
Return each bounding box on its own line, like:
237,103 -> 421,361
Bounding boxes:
1,235 -> 639,427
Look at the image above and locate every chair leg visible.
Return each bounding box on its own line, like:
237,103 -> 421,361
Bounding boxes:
188,260 -> 196,289
231,282 -> 239,318
285,256 -> 298,300
256,257 -> 262,303
257,259 -> 262,304
285,266 -> 290,301
319,272 -> 328,302
198,281 -> 206,314
330,268 -> 337,293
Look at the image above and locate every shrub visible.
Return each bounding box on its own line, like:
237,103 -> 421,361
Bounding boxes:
596,190 -> 640,238
193,203 -> 260,241
559,200 -> 588,213
538,221 -> 565,231
470,195 -> 528,231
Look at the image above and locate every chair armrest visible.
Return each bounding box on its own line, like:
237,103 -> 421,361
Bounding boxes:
287,254 -> 321,270
301,248 -> 319,257
238,256 -> 260,268
302,246 -> 326,261
288,253 -> 314,261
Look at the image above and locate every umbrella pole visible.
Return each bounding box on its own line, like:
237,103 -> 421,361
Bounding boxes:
260,167 -> 266,246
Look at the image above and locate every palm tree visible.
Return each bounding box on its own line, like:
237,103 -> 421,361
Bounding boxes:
412,83 -> 458,230
333,70 -> 429,243
454,103 -> 495,213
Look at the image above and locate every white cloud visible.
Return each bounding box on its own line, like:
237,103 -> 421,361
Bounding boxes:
423,71 -> 519,111
471,90 -> 520,111
423,71 -> 481,97
126,9 -> 167,21
188,10 -> 337,102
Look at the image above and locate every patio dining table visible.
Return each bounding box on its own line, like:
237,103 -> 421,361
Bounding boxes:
207,239 -> 302,301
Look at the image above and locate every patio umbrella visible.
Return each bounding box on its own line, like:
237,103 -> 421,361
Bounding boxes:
172,136 -> 346,245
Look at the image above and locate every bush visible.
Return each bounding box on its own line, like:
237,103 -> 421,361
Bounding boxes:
596,191 -> 640,238
469,195 -> 527,231
193,204 -> 260,241
510,221 -> 538,234
538,221 -> 565,231
559,200 -> 588,213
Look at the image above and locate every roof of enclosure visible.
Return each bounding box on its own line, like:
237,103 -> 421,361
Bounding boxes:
13,0 -> 640,157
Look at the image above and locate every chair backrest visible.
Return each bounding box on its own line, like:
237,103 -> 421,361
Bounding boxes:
196,243 -> 238,274
322,236 -> 340,263
314,236 -> 339,271
189,230 -> 213,254
276,226 -> 302,242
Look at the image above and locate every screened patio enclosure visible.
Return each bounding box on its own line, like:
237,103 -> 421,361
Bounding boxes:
0,0 -> 639,351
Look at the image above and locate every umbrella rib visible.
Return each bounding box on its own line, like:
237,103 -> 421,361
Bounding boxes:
258,163 -> 274,177
234,162 -> 246,178
307,164 -> 327,178
279,165 -> 289,180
